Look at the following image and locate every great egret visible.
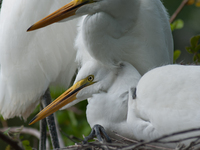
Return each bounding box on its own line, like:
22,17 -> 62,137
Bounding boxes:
28,0 -> 173,75
0,0 -> 77,149
30,61 -> 200,148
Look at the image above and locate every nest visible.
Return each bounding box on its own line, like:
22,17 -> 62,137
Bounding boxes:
60,128 -> 200,150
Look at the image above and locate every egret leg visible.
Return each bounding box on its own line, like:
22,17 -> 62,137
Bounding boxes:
39,105 -> 47,150
83,124 -> 112,144
41,88 -> 60,149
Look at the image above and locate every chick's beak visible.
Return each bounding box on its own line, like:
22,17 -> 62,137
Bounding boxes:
29,78 -> 93,125
27,0 -> 94,31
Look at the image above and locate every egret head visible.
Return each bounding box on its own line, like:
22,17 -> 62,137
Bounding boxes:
29,60 -> 117,125
27,0 -> 134,32
27,0 -> 102,31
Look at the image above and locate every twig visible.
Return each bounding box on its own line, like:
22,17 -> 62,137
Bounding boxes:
0,127 -> 50,148
123,127 -> 200,150
170,0 -> 189,23
113,131 -> 138,143
0,127 -> 40,139
113,132 -> 173,150
60,129 -> 82,143
0,131 -> 24,150
183,138 -> 200,150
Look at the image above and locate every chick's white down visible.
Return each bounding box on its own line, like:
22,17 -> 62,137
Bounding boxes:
75,61 -> 200,148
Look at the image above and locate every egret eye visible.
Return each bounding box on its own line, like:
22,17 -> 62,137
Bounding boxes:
87,75 -> 94,82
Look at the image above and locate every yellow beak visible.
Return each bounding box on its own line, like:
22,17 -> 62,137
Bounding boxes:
27,0 -> 94,31
29,76 -> 95,125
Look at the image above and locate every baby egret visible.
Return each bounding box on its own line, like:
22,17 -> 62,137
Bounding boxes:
30,61 -> 200,148
0,0 -> 77,148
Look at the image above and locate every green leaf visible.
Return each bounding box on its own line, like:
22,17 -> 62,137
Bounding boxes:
197,54 -> 200,62
195,44 -> 200,52
173,50 -> 181,63
190,35 -> 200,48
193,54 -> 200,62
5,145 -> 11,150
0,114 -> 4,120
193,55 -> 197,62
186,47 -> 193,54
171,19 -> 184,31
22,140 -> 32,150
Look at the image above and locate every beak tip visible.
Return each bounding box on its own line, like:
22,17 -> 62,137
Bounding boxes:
27,25 -> 33,32
29,115 -> 37,125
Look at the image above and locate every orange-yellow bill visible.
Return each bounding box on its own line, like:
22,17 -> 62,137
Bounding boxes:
29,75 -> 95,125
27,0 -> 95,31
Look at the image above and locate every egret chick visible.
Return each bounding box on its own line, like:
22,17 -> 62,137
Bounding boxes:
30,63 -> 200,148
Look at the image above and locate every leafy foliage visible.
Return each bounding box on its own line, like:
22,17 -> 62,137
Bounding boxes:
186,35 -> 200,63
173,50 -> 181,63
171,19 -> 184,31
22,140 -> 32,150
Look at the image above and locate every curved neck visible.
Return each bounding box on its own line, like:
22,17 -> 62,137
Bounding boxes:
76,0 -> 173,75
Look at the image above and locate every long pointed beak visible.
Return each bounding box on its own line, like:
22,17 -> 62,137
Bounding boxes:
29,77 -> 94,125
27,0 -> 94,31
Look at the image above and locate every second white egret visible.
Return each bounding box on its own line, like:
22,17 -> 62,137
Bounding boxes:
30,61 -> 200,148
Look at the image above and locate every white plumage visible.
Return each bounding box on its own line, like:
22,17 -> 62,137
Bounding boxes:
74,0 -> 173,74
0,0 -> 173,120
30,58 -> 200,148
4,0 -> 194,148
126,65 -> 200,147
84,62 -> 200,147
0,0 -> 77,119
25,0 -> 200,147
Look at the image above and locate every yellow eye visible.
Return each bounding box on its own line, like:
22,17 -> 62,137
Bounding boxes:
87,75 -> 94,82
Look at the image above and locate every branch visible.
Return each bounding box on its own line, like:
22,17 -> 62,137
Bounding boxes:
0,127 -> 50,148
113,132 -> 173,150
124,127 -> 200,150
170,0 -> 189,23
0,131 -> 24,150
0,127 -> 40,139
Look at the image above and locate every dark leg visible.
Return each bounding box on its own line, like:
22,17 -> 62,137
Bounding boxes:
41,88 -> 60,149
83,124 -> 112,144
39,105 -> 47,150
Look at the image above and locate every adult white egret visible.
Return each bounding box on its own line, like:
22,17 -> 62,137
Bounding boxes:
28,0 -> 173,75
0,0 -> 77,149
0,0 -> 77,120
30,61 -> 200,148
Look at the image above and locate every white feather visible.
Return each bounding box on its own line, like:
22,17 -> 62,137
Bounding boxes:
0,0 -> 78,119
75,0 -> 173,74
